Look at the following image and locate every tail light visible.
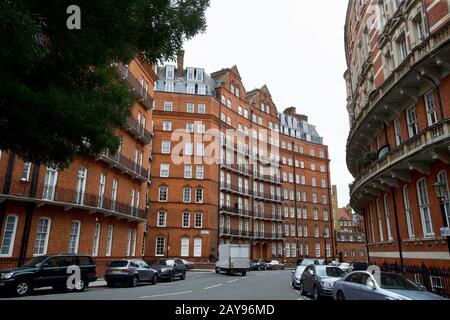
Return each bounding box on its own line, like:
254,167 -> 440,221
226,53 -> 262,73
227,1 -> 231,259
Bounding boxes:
121,269 -> 129,273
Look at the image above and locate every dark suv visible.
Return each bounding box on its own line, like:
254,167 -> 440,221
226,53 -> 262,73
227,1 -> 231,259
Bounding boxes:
147,258 -> 187,282
0,254 -> 97,297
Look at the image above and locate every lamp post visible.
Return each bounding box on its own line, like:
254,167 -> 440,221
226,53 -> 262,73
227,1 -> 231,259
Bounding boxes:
433,182 -> 450,255
322,230 -> 328,265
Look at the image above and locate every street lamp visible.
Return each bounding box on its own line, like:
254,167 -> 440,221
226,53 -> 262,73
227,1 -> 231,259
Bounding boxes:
322,230 -> 328,265
433,181 -> 450,254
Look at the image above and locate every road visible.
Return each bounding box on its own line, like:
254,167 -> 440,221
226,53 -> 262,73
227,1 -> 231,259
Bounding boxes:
0,270 -> 310,300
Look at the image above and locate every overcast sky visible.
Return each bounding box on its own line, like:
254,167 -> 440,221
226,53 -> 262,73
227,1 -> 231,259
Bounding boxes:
182,0 -> 351,207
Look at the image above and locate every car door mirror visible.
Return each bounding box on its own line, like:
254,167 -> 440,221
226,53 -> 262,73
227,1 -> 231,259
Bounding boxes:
308,269 -> 314,275
367,280 -> 376,290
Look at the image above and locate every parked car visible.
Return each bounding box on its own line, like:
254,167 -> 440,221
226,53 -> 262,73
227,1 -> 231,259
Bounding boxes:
332,271 -> 447,300
351,262 -> 369,271
299,265 -> 346,300
0,254 -> 97,297
250,259 -> 267,271
338,262 -> 351,273
297,258 -> 321,266
181,259 -> 194,270
266,260 -> 285,270
291,265 -> 308,289
148,259 -> 187,281
105,259 -> 158,287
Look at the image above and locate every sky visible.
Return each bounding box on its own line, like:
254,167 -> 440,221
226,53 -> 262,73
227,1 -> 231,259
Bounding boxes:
182,0 -> 352,207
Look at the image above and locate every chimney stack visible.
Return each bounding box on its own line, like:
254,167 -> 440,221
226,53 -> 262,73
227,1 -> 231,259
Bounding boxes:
177,50 -> 185,78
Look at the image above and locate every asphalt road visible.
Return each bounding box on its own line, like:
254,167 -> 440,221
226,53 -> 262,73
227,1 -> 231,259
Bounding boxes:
0,270 -> 310,300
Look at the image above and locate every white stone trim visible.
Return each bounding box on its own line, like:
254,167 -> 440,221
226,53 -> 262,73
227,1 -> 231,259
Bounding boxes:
369,251 -> 450,260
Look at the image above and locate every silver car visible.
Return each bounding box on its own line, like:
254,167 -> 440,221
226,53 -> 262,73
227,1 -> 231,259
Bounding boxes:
332,271 -> 447,300
105,259 -> 159,287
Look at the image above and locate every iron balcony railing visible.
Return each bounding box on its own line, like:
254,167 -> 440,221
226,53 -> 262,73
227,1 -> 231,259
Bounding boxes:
117,63 -> 154,110
0,181 -> 147,221
127,118 -> 153,145
220,182 -> 252,197
253,232 -> 281,240
98,150 -> 149,182
220,206 -> 252,217
220,162 -> 251,176
219,229 -> 252,238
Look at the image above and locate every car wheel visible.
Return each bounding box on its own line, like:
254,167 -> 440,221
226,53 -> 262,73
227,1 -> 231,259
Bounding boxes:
215,267 -> 220,274
130,275 -> 139,287
180,272 -> 186,280
151,274 -> 158,285
169,272 -> 175,282
336,290 -> 346,301
313,285 -> 321,301
75,277 -> 87,292
15,280 -> 32,297
242,271 -> 247,276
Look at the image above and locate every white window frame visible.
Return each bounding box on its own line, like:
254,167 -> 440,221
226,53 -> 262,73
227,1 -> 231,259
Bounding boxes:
68,220 -> 81,254
0,214 -> 18,257
33,217 -> 51,256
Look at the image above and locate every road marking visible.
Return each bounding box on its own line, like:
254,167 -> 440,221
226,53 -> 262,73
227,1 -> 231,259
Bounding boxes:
204,283 -> 223,290
227,279 -> 239,283
140,291 -> 193,299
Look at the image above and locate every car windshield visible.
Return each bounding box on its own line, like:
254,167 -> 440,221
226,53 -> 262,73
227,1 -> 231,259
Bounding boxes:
380,273 -> 421,291
21,256 -> 48,268
109,261 -> 129,268
300,259 -> 315,266
158,259 -> 175,266
295,266 -> 307,276
316,267 -> 346,278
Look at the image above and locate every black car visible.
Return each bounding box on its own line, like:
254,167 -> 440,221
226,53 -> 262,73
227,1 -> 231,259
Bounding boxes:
0,254 -> 97,297
250,259 -> 267,271
147,258 -> 187,282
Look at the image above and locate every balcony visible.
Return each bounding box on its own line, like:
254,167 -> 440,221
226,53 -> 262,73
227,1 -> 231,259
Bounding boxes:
117,63 -> 154,110
220,229 -> 252,238
0,181 -> 147,222
220,162 -> 251,177
253,172 -> 282,185
219,182 -> 252,198
350,120 -> 450,212
126,118 -> 153,145
253,191 -> 283,203
253,212 -> 284,222
220,206 -> 252,217
347,21 -> 450,176
97,150 -> 149,182
253,232 -> 281,240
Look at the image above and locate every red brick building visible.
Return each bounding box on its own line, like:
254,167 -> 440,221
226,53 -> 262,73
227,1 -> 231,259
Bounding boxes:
146,54 -> 333,265
0,59 -> 156,274
334,206 -> 368,263
345,0 -> 450,268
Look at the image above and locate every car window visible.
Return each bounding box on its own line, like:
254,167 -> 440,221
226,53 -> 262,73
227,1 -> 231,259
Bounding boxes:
109,261 -> 129,268
316,267 -> 346,278
78,256 -> 93,266
22,256 -> 48,268
345,273 -> 362,283
43,257 -> 60,268
380,273 -> 421,291
60,256 -> 76,267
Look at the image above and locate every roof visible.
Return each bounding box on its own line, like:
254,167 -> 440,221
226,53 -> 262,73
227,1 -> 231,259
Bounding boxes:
337,207 -> 353,221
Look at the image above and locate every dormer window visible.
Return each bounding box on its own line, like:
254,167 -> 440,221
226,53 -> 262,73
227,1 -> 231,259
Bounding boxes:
166,66 -> 174,80
196,69 -> 204,82
187,68 -> 195,81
